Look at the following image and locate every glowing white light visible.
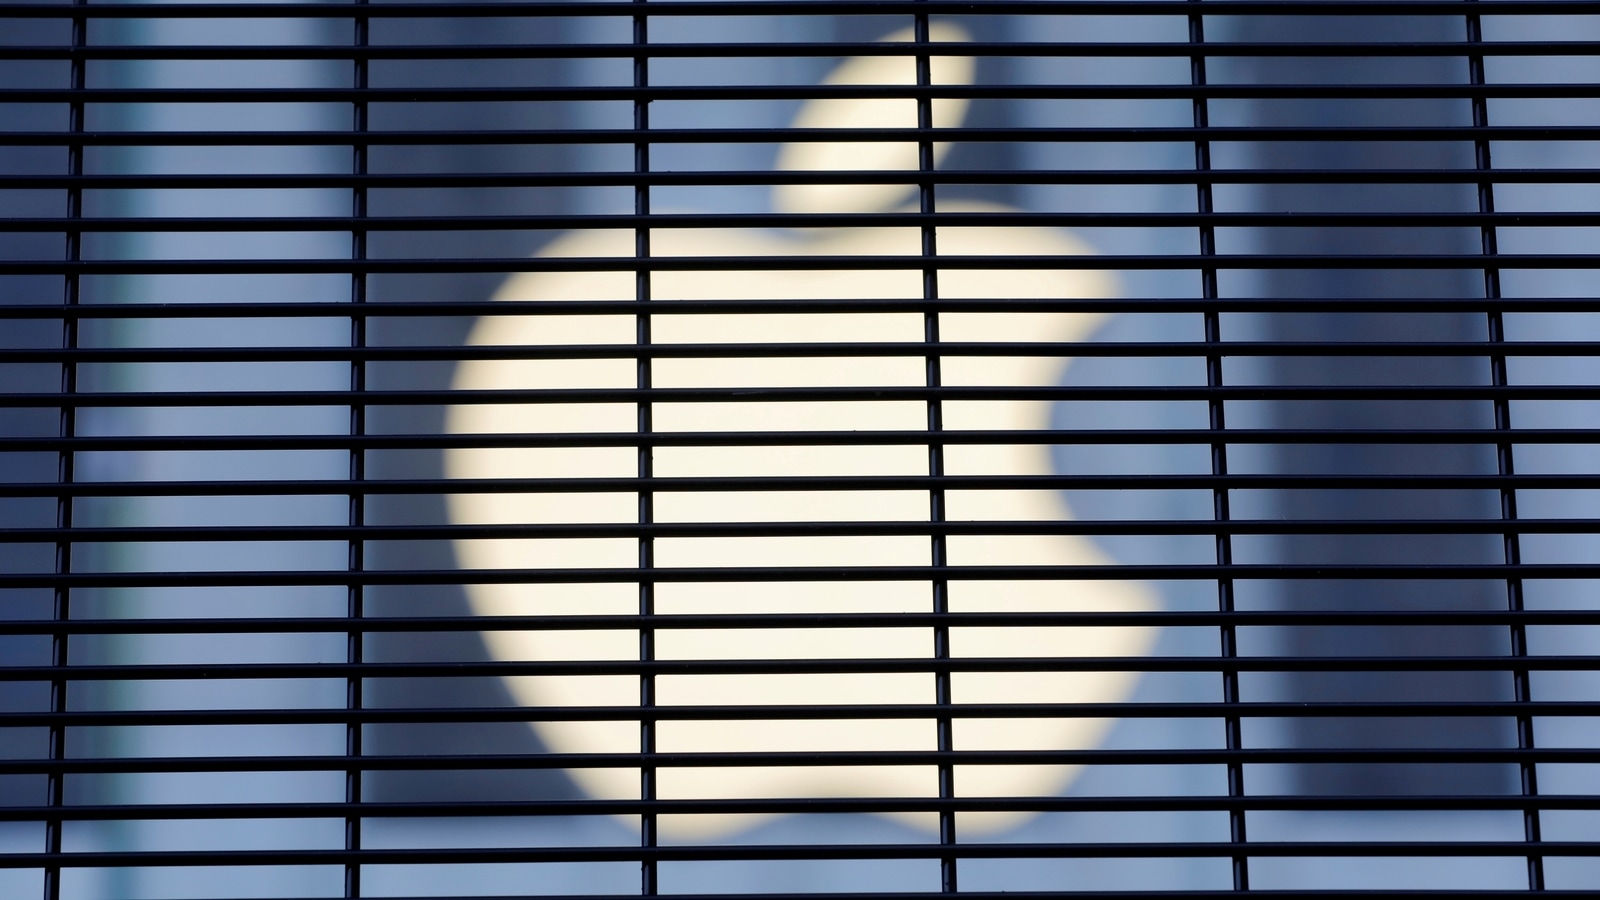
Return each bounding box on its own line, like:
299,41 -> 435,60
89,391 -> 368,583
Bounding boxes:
446,24 -> 1158,838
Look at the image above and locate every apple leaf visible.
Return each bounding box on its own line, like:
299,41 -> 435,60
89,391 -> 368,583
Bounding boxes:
774,23 -> 974,216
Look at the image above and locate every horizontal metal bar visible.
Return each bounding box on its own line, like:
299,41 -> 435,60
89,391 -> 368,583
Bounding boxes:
7,341 -> 1600,364
3,840 -> 1599,869
3,700 -> 1593,729
7,607 -> 1600,637
4,517 -> 1598,547
12,83 -> 1600,104
11,41 -> 1600,61
3,430 -> 1599,456
6,794 -> 1600,824
5,297 -> 1600,319
21,892 -> 1588,900
9,385 -> 1600,410
27,894 -> 1594,900
2,1 -> 1598,19
4,169 -> 1598,192
3,563 -> 1593,591
5,253 -> 1598,277
3,473 -> 1594,500
6,125 -> 1600,148
4,429 -> 1599,455
12,211 -> 1600,234
6,747 -> 1598,777
3,653 -> 1598,683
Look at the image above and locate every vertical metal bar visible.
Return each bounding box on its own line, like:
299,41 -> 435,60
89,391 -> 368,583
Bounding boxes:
44,4 -> 86,899
1465,4 -> 1543,890
345,3 -> 370,898
632,2 -> 658,895
1188,2 -> 1248,892
912,8 -> 956,894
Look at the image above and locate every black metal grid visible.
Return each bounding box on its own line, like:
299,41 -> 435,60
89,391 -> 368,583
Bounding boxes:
4,0 -> 1600,897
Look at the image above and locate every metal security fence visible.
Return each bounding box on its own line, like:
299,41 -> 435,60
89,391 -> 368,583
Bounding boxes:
4,1 -> 1600,897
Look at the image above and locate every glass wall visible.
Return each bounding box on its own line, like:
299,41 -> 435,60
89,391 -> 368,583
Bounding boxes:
3,1 -> 1597,895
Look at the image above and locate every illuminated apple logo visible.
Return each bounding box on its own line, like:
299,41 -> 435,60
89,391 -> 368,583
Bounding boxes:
446,24 -> 1158,838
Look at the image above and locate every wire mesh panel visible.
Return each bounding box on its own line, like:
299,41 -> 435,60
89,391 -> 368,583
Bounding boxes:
3,1 -> 1600,897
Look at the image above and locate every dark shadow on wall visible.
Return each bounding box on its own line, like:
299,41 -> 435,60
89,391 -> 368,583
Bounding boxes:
1234,11 -> 1517,796
1,16 -> 79,811
357,12 -> 583,804
0,16 -> 122,809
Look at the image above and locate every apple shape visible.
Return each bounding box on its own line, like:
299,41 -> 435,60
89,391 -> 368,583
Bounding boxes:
445,24 -> 1158,839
